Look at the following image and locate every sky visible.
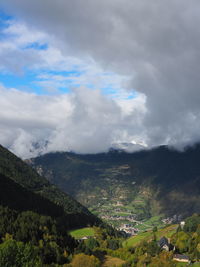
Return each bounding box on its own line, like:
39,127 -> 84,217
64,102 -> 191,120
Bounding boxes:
0,1 -> 200,158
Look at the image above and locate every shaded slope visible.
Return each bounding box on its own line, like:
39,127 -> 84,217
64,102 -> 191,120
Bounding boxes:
0,145 -> 100,228
0,173 -> 64,217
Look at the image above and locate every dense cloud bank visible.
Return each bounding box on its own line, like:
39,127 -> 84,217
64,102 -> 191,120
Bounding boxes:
1,0 -> 200,157
0,85 -> 146,158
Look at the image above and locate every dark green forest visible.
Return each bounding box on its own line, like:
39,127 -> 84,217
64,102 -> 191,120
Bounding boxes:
0,145 -> 100,227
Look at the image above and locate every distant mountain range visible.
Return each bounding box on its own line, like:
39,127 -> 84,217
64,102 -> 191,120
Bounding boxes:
29,144 -> 200,221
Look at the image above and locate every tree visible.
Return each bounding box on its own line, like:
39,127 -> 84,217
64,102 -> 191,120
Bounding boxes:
107,239 -> 120,250
85,238 -> 99,250
153,226 -> 158,232
71,253 -> 100,267
149,251 -> 174,267
184,214 -> 200,232
0,239 -> 42,267
172,231 -> 190,253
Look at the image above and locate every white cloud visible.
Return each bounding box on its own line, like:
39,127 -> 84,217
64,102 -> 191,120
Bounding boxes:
0,19 -> 129,95
0,85 -> 146,158
1,0 -> 200,155
3,21 -> 47,46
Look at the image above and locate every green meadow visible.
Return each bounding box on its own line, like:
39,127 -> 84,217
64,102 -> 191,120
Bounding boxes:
123,224 -> 178,248
69,227 -> 95,239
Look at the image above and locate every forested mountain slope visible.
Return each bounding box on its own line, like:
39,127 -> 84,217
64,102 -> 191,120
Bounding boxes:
0,145 -> 100,228
0,145 -> 125,266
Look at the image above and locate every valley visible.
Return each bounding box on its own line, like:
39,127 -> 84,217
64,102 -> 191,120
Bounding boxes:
33,161 -> 163,231
0,144 -> 199,266
29,145 -> 200,232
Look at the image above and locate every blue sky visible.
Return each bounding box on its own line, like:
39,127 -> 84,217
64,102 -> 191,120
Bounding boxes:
0,10 -> 134,99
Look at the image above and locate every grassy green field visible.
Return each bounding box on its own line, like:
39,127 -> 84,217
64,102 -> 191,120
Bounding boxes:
123,224 -> 178,248
174,263 -> 200,267
175,263 -> 200,267
174,262 -> 188,267
69,227 -> 95,239
135,216 -> 164,231
123,231 -> 152,247
144,215 -> 163,225
156,224 -> 178,239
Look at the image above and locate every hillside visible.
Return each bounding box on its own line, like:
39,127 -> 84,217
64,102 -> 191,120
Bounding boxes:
0,173 -> 63,217
0,143 -> 199,265
0,145 -> 100,228
0,145 -> 124,266
29,144 -> 200,226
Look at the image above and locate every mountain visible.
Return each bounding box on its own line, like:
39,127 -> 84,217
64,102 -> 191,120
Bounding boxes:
0,145 -> 125,266
111,142 -> 146,152
0,172 -> 63,217
0,144 -> 199,265
0,144 -> 100,228
29,144 -> 200,225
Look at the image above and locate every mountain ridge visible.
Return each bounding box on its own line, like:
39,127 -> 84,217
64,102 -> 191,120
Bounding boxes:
29,144 -> 200,225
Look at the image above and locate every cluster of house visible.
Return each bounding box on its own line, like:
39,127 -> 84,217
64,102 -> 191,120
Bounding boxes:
119,224 -> 139,236
162,214 -> 183,224
158,236 -> 190,263
101,214 -> 137,222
